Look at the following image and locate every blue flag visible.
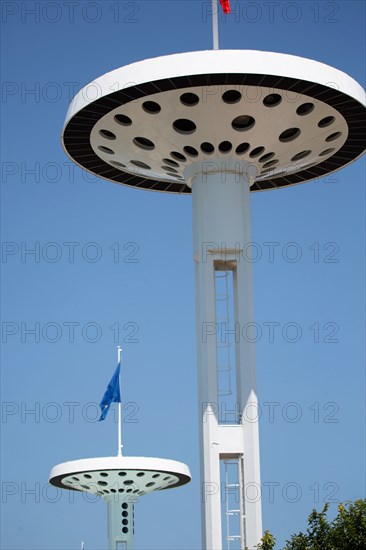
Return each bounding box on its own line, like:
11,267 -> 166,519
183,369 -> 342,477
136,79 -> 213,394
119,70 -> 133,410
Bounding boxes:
99,363 -> 121,421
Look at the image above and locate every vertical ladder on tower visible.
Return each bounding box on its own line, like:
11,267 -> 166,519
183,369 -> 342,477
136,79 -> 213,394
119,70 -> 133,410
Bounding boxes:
223,459 -> 246,550
215,267 -> 233,399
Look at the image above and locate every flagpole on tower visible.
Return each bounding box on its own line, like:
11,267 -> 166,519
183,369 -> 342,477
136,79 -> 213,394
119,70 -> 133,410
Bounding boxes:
117,346 -> 122,456
212,0 -> 219,49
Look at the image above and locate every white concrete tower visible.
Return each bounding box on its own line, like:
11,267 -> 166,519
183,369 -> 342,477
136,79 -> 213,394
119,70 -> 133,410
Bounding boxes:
60,50 -> 366,549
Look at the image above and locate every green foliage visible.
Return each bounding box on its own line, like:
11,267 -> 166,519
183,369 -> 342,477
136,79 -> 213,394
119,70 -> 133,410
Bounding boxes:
258,499 -> 366,549
256,530 -> 276,549
329,500 -> 366,549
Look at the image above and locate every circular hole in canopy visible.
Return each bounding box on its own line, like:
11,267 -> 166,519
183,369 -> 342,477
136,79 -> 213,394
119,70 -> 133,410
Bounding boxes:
263,159 -> 279,168
97,146 -> 114,154
126,489 -> 132,493
114,114 -> 132,126
103,490 -> 109,494
319,148 -> 335,156
162,166 -> 178,173
81,485 -> 90,490
119,472 -> 127,477
236,143 -> 250,155
318,116 -> 335,128
296,103 -> 315,116
118,488 -> 124,493
326,132 -> 342,142
232,115 -> 255,131
72,477 -> 79,481
100,473 -> 108,477
122,511 -> 128,517
162,158 -> 179,167
130,160 -> 151,169
250,146 -> 265,158
84,474 -> 92,479
136,472 -> 145,477
142,101 -> 161,114
291,150 -> 311,161
110,161 -> 126,169
122,527 -> 129,534
98,481 -> 108,486
122,503 -> 128,509
200,142 -> 214,154
110,489 -> 116,493
124,480 -> 134,486
122,519 -> 128,526
183,146 -> 198,157
279,128 -> 300,142
263,93 -> 282,107
146,482 -> 155,487
259,152 -> 275,163
173,119 -> 196,135
171,151 -> 186,162
99,129 -> 116,140
133,137 -> 155,150
222,90 -> 241,104
163,477 -> 171,481
180,92 -> 199,106
152,474 -> 161,479
219,141 -> 232,153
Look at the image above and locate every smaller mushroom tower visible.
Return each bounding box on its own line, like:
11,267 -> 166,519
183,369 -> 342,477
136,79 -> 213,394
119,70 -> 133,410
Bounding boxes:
49,456 -> 191,549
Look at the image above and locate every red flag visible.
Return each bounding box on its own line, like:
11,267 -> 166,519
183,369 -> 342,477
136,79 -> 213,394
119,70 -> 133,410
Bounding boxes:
220,0 -> 231,14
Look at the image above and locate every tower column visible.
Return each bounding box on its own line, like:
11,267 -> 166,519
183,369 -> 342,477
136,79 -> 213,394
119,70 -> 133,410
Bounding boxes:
185,160 -> 262,550
107,498 -> 134,550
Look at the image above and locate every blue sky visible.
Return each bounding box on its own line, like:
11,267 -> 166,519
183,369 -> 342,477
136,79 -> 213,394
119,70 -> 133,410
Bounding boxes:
1,1 -> 365,549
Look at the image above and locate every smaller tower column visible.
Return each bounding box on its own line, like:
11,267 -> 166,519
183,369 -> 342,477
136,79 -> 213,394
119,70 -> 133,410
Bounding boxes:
107,498 -> 134,550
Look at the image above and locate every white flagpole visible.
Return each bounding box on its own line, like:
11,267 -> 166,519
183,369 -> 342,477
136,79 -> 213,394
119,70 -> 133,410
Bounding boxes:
212,0 -> 219,50
117,346 -> 122,456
